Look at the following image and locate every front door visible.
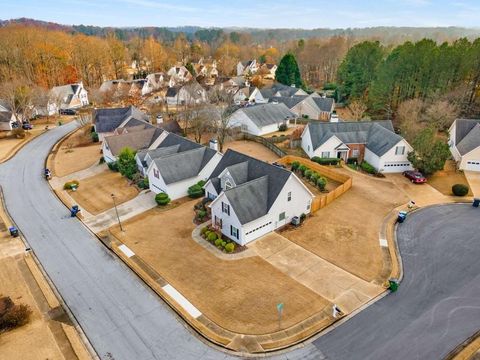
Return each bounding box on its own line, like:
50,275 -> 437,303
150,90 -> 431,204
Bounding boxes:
336,150 -> 348,162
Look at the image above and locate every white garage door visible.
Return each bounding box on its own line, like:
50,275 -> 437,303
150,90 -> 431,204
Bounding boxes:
244,221 -> 274,244
466,160 -> 480,171
382,162 -> 413,173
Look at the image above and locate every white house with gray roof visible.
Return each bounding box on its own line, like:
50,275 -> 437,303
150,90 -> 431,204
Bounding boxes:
227,103 -> 296,136
301,120 -> 413,173
449,118 -> 480,171
51,82 -> 88,110
145,133 -> 222,200
94,106 -> 150,141
272,94 -> 335,120
204,150 -> 314,245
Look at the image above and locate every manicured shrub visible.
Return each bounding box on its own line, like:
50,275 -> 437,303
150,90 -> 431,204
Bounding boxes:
197,210 -> 207,220
310,172 -> 320,182
137,177 -> 149,190
304,169 -> 313,179
201,227 -> 209,235
347,157 -> 358,165
221,241 -> 227,247
99,156 -> 105,164
188,184 -> 204,198
214,238 -> 223,247
91,131 -> 99,143
291,161 -> 301,171
197,180 -> 206,187
155,193 -> 171,206
312,157 -> 341,166
225,243 -> 235,253
278,123 -> 288,132
298,165 -> 308,175
207,232 -> 218,242
107,161 -> 119,172
452,184 -> 469,196
63,180 -> 80,190
300,213 -> 307,222
204,231 -> 212,239
317,176 -> 327,191
360,161 -> 376,174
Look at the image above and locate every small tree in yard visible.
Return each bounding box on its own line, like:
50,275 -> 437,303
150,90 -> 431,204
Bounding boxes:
407,127 -> 451,176
117,147 -> 137,179
0,296 -> 32,332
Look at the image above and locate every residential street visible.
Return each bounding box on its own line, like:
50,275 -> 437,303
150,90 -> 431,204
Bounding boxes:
0,123 -> 479,360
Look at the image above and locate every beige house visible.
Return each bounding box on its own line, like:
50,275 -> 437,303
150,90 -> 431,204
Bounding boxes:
449,118 -> 480,171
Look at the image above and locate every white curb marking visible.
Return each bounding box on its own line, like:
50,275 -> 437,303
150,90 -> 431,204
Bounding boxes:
379,238 -> 388,247
162,284 -> 202,318
118,244 -> 135,258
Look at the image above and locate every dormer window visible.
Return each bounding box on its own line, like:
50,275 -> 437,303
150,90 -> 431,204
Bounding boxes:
225,179 -> 232,190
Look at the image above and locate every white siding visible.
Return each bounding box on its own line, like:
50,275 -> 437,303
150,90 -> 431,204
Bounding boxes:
301,126 -> 314,158
210,194 -> 245,244
311,136 -> 343,158
366,139 -> 413,173
102,141 -> 116,163
460,146 -> 480,171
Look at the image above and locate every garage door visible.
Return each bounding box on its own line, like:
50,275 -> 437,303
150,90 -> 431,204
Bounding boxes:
466,160 -> 480,171
382,162 -> 413,173
244,221 -> 274,244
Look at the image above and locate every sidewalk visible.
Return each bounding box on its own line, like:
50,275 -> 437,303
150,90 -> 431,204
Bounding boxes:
465,171 -> 480,198
84,191 -> 157,233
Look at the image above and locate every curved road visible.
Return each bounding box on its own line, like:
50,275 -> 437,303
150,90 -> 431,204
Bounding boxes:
0,121 -> 479,360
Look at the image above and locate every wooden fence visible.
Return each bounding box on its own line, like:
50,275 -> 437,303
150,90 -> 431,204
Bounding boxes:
242,133 -> 287,157
277,155 -> 353,213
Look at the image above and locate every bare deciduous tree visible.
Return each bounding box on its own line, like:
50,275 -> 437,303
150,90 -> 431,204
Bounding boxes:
424,100 -> 459,131
347,99 -> 368,121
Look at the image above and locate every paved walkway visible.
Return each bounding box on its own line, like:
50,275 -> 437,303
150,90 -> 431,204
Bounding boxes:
465,171 -> 480,198
84,191 -> 157,233
50,163 -> 107,189
251,233 -> 382,314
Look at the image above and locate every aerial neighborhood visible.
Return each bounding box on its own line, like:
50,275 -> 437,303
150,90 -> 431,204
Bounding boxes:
0,11 -> 479,360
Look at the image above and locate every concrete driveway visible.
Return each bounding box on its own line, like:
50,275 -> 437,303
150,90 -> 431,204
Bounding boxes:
465,171 -> 480,197
385,173 -> 448,206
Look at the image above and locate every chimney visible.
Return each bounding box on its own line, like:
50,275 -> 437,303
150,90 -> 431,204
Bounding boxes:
209,139 -> 218,151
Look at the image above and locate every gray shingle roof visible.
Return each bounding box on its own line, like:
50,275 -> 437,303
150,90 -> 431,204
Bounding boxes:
454,119 -> 480,155
235,103 -> 295,128
271,96 -> 307,109
209,149 -> 291,225
104,127 -> 163,156
456,122 -> 480,155
94,106 -> 149,133
307,120 -> 399,156
311,97 -> 335,112
153,146 -> 216,184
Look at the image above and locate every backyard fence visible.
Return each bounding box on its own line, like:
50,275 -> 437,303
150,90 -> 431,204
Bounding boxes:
277,155 -> 353,213
241,133 -> 287,157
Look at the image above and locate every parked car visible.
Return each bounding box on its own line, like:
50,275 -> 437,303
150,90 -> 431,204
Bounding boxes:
59,109 -> 76,115
22,122 -> 33,130
403,170 -> 427,184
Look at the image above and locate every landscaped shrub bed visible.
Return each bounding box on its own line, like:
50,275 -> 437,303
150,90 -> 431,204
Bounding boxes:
63,180 -> 80,190
360,161 -> 376,174
200,225 -> 246,254
291,161 -> 329,191
193,198 -> 211,224
188,180 -> 206,198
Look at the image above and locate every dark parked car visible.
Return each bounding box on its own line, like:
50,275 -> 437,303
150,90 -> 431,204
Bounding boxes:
403,170 -> 427,184
59,109 -> 76,115
22,122 -> 33,130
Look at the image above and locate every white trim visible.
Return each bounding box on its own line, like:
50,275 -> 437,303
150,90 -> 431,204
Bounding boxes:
118,244 -> 135,258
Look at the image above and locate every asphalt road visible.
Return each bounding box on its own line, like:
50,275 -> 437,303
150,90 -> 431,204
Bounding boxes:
0,121 -> 479,360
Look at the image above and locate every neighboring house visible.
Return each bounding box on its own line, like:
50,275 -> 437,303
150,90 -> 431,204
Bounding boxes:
272,95 -> 335,120
145,133 -> 222,200
145,73 -> 166,91
228,103 -> 296,136
167,65 -> 192,87
102,126 -> 164,163
301,120 -> 413,173
205,149 -> 314,245
0,100 -> 19,131
236,60 -> 259,76
233,87 -> 267,105
259,63 -> 277,79
93,106 -> 150,141
51,82 -> 89,109
260,82 -> 308,101
449,118 -> 480,171
165,81 -> 208,106
100,78 -> 155,98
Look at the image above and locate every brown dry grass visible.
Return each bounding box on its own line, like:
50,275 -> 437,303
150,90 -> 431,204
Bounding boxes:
110,201 -> 330,335
68,171 -> 139,215
52,126 -> 101,177
0,128 -> 47,163
282,169 -> 408,283
428,160 -> 472,196
223,140 -> 280,163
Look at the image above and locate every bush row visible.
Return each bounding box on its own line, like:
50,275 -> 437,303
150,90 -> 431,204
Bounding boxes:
291,161 -> 328,191
360,161 -> 376,174
311,157 -> 341,166
200,227 -> 236,253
